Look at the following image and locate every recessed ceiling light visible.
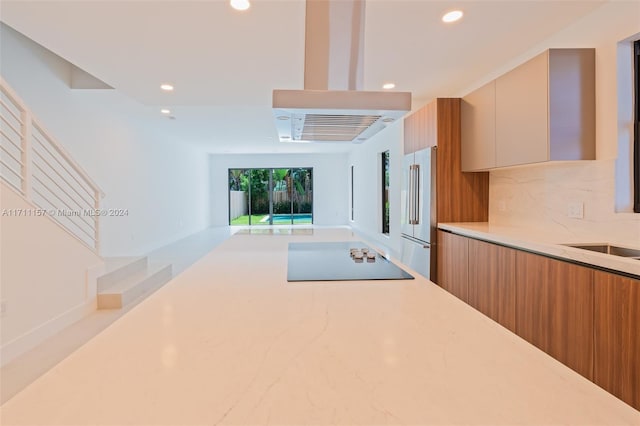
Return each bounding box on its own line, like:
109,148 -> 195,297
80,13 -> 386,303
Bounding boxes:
230,0 -> 250,11
382,118 -> 395,123
442,10 -> 463,23
277,116 -> 290,120
160,83 -> 174,91
382,83 -> 396,90
160,108 -> 171,114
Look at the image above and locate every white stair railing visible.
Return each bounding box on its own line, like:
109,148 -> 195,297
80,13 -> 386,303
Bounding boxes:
0,77 -> 105,253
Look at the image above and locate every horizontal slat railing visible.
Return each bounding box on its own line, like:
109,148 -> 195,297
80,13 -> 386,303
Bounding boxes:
0,85 -> 25,194
0,77 -> 105,253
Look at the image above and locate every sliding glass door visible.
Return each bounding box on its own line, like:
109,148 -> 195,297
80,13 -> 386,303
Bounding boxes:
229,167 -> 313,225
289,168 -> 313,224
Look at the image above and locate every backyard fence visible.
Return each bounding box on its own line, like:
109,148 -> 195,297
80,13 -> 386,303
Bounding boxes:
272,190 -> 312,203
229,190 -> 247,220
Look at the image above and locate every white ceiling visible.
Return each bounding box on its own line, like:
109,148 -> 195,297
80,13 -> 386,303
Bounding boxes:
0,0 -> 607,154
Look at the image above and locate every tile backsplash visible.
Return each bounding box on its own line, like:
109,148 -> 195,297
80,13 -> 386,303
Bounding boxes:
489,160 -> 640,245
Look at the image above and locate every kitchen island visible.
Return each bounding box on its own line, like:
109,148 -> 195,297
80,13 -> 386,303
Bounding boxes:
1,228 -> 638,425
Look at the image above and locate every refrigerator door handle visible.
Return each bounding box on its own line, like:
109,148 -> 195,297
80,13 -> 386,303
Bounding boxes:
414,163 -> 420,225
408,165 -> 415,224
407,165 -> 412,225
413,164 -> 420,225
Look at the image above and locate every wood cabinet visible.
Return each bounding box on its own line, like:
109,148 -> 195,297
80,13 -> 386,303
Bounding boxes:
436,230 -> 468,302
461,48 -> 595,171
403,101 -> 436,154
405,99 -> 489,283
437,230 -> 517,330
437,230 -> 640,410
403,109 -> 418,154
468,239 -> 516,332
432,99 -> 489,225
515,250 -> 594,379
594,271 -> 640,410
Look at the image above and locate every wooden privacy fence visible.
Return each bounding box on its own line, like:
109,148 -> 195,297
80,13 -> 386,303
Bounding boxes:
272,190 -> 312,203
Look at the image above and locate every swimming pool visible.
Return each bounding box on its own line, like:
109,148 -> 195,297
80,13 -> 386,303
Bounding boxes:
260,214 -> 313,224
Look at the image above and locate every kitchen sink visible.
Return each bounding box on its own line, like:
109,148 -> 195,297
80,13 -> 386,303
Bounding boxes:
562,243 -> 640,260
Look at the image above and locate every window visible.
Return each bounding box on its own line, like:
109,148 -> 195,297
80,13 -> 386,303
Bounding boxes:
634,39 -> 639,212
381,151 -> 390,234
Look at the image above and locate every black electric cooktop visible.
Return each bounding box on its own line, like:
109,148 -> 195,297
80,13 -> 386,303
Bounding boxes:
287,241 -> 414,282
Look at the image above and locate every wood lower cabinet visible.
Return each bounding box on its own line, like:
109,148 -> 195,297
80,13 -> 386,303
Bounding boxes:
468,239 -> 516,332
437,230 -> 640,409
436,230 -> 468,302
515,250 -> 594,380
594,271 -> 640,410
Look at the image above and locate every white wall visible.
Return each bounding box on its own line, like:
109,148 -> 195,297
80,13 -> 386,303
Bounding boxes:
209,153 -> 349,227
0,183 -> 102,365
0,24 -> 210,256
348,122 -> 404,258
458,1 -> 640,237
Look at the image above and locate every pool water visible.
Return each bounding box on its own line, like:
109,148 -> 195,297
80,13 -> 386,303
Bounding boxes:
260,214 -> 312,224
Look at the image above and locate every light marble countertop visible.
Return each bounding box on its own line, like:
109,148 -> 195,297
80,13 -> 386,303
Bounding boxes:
1,228 -> 638,425
438,222 -> 640,278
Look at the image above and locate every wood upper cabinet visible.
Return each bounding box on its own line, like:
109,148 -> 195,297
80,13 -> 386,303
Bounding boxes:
403,101 -> 437,154
515,250 -> 594,380
461,48 -> 595,171
403,111 -> 417,154
468,239 -> 516,332
594,271 -> 640,410
436,230 -> 468,302
431,99 -> 489,224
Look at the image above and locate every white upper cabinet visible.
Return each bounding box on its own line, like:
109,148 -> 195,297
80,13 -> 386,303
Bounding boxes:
462,48 -> 595,171
461,80 -> 496,171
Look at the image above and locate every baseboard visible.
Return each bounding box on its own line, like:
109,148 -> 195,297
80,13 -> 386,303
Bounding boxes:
0,298 -> 96,367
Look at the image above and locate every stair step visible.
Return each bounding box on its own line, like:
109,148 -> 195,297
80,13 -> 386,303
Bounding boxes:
97,256 -> 147,292
97,263 -> 172,309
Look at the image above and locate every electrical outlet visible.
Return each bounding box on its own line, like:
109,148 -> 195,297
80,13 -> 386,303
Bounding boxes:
0,300 -> 7,317
498,199 -> 507,212
567,202 -> 584,219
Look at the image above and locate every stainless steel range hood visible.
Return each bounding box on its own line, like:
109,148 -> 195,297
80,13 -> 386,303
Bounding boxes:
273,89 -> 410,143
272,0 -> 411,144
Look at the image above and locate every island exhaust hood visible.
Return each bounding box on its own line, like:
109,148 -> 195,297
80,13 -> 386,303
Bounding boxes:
273,0 -> 411,144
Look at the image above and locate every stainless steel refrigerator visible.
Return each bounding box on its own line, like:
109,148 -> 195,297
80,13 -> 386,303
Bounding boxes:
400,147 -> 436,278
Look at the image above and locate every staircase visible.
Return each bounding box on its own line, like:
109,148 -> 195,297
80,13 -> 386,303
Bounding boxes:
97,257 -> 172,309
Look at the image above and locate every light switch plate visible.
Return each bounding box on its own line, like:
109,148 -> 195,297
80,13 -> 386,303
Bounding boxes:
567,202 -> 584,219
